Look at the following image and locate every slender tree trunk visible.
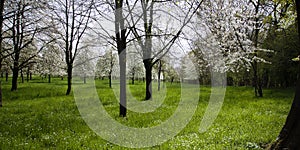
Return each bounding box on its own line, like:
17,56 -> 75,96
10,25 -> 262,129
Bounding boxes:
66,65 -> 72,95
252,53 -> 263,98
253,63 -> 258,96
115,0 -> 127,117
252,0 -> 263,97
141,0 -> 154,100
11,65 -> 19,91
131,67 -> 135,85
11,0 -> 21,91
119,53 -> 126,117
5,71 -> 8,82
108,74 -> 112,88
144,60 -> 152,100
30,73 -> 32,80
269,1 -> 300,149
131,76 -> 134,85
158,60 -> 162,91
48,74 -> 51,83
21,70 -> 24,83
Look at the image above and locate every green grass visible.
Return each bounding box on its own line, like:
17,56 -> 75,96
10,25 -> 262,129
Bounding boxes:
0,77 -> 294,149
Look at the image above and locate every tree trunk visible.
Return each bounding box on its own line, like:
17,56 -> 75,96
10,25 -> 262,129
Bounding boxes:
66,66 -> 72,95
252,0 -> 263,97
48,74 -> 51,83
253,62 -> 258,96
21,70 -> 24,83
144,60 -> 152,100
131,70 -> 135,85
115,0 -> 127,117
5,71 -> 8,82
108,74 -> 111,88
269,1 -> 300,149
131,76 -> 134,85
119,53 -> 126,117
269,70 -> 300,149
158,60 -> 162,91
30,73 -> 32,80
11,66 -> 18,91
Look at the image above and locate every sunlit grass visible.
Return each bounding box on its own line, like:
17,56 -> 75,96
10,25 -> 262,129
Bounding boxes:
0,77 -> 293,149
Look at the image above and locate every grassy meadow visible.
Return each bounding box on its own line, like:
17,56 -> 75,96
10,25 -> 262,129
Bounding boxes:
0,76 -> 294,149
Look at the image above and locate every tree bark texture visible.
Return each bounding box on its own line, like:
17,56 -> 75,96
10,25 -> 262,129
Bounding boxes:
115,0 -> 127,117
11,65 -> 18,91
144,59 -> 152,100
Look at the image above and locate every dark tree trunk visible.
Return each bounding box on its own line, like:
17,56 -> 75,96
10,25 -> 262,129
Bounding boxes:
11,66 -> 18,91
144,59 -> 152,100
131,68 -> 135,85
253,63 -> 263,97
270,71 -> 300,149
66,66 -> 72,95
269,1 -> 300,149
252,0 -> 263,97
253,63 -> 258,96
119,53 -> 126,117
21,70 -> 24,83
131,76 -> 134,85
30,73 -> 32,80
48,74 -> 51,83
115,0 -> 127,117
141,0 -> 154,100
5,71 -> 8,82
158,60 -> 162,91
109,74 -> 112,88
